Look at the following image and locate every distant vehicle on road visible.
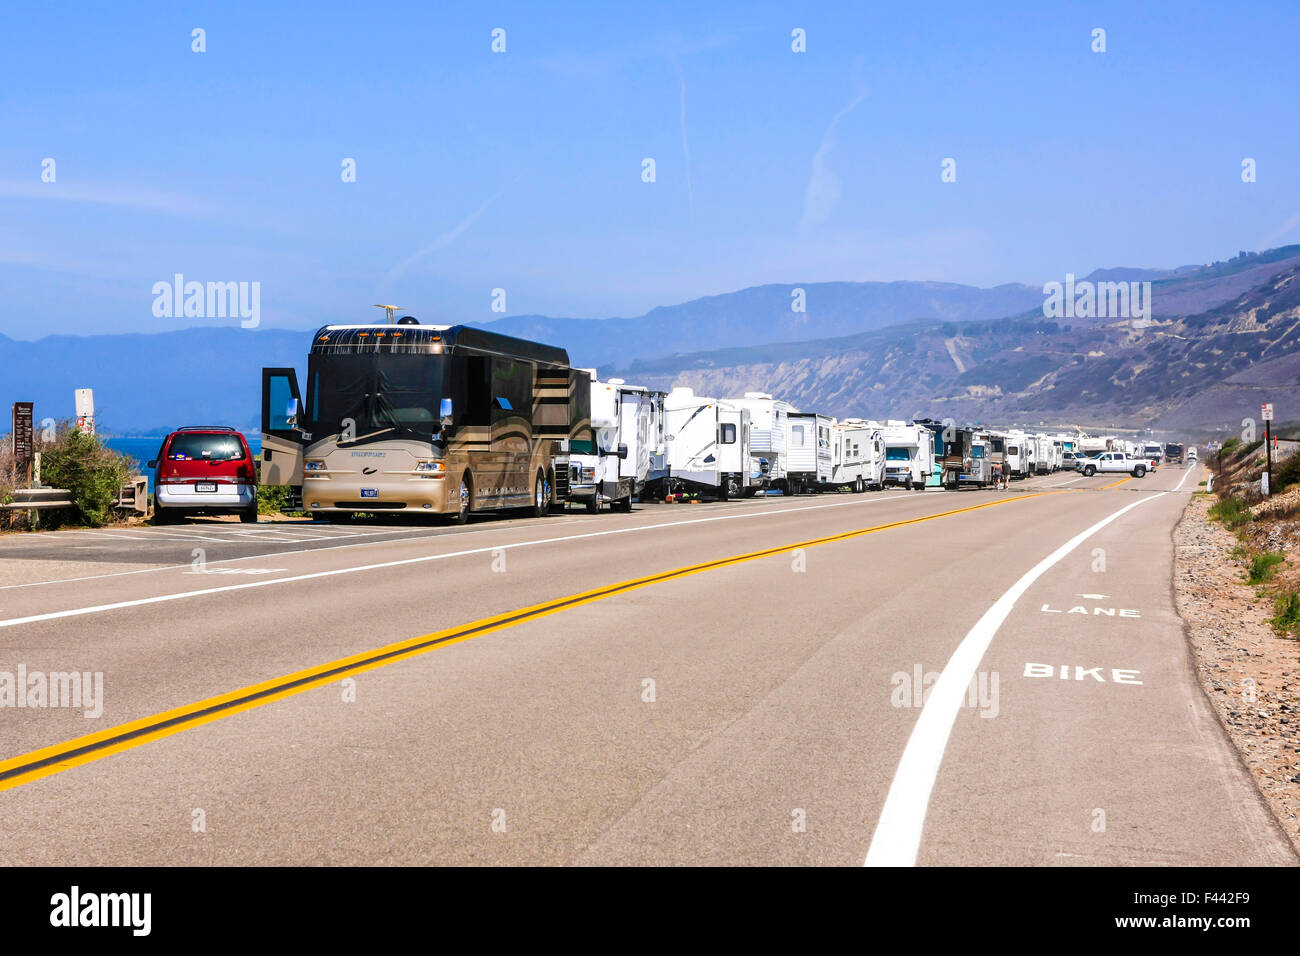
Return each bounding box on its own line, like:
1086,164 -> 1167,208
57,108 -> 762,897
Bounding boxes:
1142,441 -> 1164,462
1164,442 -> 1184,464
1187,446 -> 1199,462
149,426 -> 258,524
1075,451 -> 1147,478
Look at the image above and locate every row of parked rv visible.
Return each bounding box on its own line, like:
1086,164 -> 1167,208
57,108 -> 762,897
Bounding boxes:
560,373 -> 1188,511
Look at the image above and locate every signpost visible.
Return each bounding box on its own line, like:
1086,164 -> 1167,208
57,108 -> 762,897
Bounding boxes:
1262,402 -> 1274,496
12,402 -> 34,485
75,388 -> 95,435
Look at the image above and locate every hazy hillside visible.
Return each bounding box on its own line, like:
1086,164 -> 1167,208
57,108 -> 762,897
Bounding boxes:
0,328 -> 305,435
612,260 -> 1300,430
485,280 -> 1045,368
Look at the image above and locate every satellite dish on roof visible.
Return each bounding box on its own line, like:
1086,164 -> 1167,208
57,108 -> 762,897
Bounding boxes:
397,315 -> 419,325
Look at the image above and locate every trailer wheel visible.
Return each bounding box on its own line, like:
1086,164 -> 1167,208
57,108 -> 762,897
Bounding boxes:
853,478 -> 863,493
586,492 -> 601,514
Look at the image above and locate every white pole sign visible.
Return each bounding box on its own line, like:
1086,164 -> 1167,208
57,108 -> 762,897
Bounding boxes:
1261,402 -> 1274,422
75,388 -> 95,435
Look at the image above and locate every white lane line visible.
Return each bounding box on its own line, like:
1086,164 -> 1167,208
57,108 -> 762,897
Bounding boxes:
863,490 -> 1164,867
0,522 -> 531,591
1047,476 -> 1085,487
0,493 -> 943,626
1172,464 -> 1197,493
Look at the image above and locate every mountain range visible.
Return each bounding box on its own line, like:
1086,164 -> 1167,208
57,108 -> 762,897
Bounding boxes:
3,245 -> 1299,435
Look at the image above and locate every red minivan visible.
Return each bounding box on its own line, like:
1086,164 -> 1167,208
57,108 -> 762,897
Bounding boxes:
149,427 -> 258,524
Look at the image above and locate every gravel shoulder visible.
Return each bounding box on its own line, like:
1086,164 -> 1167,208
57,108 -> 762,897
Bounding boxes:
1175,492 -> 1300,856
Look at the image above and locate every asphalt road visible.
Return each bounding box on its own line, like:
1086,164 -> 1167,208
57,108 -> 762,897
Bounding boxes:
0,464 -> 1294,865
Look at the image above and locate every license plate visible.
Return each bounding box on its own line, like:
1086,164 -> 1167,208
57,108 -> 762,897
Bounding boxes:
195,482 -> 217,493
360,488 -> 379,498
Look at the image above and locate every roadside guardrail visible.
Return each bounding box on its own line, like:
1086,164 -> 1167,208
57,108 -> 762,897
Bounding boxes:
1,488 -> 74,510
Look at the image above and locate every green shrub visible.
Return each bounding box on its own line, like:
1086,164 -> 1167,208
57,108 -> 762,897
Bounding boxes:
1246,551 -> 1285,585
1272,447 -> 1300,493
1270,590 -> 1300,637
1221,437 -> 1241,453
257,483 -> 304,516
39,425 -> 135,527
1208,496 -> 1251,529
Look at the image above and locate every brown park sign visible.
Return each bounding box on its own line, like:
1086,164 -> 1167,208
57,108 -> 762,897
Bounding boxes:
12,402 -> 34,466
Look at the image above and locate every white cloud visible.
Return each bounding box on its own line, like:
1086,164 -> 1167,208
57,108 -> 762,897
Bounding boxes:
800,86 -> 867,228
0,179 -> 219,218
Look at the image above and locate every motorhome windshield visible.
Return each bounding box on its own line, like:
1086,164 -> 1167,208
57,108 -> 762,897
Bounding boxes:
307,352 -> 446,444
885,447 -> 911,460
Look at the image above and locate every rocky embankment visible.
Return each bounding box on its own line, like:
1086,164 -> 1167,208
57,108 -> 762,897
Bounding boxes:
1175,493 -> 1300,856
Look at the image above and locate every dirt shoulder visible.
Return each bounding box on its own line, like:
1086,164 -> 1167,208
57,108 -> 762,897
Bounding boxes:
1175,492 -> 1300,856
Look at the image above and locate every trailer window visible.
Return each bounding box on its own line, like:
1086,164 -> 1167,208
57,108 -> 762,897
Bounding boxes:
791,425 -> 806,446
720,423 -> 737,444
1007,445 -> 1019,455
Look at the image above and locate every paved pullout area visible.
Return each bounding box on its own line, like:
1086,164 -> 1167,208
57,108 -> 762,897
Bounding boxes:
0,467 -> 1294,865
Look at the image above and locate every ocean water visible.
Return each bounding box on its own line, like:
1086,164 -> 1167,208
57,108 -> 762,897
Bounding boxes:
105,436 -> 261,495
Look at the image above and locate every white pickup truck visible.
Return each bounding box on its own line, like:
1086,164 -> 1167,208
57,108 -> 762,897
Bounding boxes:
1074,451 -> 1147,478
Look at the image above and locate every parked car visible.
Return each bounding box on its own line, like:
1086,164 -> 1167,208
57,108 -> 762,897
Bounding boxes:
1074,451 -> 1147,478
149,426 -> 258,524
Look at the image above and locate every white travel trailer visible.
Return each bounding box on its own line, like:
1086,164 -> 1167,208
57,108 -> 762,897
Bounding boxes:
827,419 -> 885,492
658,387 -> 754,499
786,411 -> 834,493
1032,434 -> 1055,474
1004,431 -> 1032,479
725,391 -> 794,492
568,374 -> 659,512
881,422 -> 934,491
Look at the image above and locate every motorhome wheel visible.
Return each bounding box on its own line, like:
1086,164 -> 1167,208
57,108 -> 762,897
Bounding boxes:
449,476 -> 471,525
532,472 -> 550,518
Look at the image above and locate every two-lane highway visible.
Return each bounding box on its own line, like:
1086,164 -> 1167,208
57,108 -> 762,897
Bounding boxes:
0,465 -> 1292,865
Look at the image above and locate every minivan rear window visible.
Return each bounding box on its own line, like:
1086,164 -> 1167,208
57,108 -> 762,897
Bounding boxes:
167,434 -> 245,461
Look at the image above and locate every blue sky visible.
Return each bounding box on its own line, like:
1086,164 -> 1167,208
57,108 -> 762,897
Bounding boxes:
1,0 -> 1297,340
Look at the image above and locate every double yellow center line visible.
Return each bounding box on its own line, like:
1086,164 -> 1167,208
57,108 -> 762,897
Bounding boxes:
1,490 -> 1054,792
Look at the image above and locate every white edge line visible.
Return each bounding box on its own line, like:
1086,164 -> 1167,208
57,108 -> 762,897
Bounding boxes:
863,490 -> 1165,867
0,493 -> 924,625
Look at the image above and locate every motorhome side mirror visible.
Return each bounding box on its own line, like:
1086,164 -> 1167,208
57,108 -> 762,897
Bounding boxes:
285,397 -> 300,425
440,398 -> 454,426
617,443 -> 628,460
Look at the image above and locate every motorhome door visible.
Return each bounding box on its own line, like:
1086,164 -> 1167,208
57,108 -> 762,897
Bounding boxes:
261,367 -> 304,486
